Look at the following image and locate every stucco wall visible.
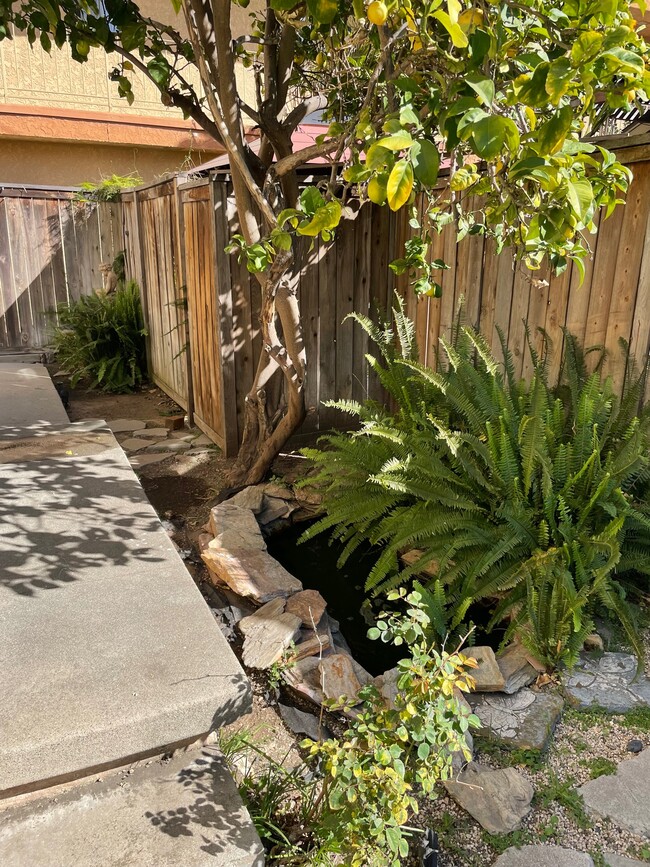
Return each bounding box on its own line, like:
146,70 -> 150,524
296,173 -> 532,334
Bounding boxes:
0,138 -> 209,186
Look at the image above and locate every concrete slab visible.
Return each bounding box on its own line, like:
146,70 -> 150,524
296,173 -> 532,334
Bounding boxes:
0,364 -> 68,431
0,748 -> 265,867
0,422 -> 252,796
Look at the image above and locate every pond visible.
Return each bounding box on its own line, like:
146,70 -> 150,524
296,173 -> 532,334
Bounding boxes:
267,522 -> 402,676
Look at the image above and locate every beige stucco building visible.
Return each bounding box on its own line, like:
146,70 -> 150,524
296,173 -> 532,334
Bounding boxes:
0,2 -> 255,186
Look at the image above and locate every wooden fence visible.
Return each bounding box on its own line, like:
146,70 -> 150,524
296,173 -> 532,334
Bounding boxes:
3,134 -> 650,452
0,188 -> 122,351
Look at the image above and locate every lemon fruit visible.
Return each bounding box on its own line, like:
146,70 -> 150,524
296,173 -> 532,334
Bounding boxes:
367,0 -> 388,26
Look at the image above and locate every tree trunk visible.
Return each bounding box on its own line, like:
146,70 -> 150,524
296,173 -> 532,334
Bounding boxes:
228,253 -> 307,486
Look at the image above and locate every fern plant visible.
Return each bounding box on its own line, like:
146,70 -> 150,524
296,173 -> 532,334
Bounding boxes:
303,298 -> 650,669
52,280 -> 147,393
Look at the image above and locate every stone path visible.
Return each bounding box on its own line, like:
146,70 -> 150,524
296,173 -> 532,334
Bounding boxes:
493,847 -> 646,866
105,416 -> 218,467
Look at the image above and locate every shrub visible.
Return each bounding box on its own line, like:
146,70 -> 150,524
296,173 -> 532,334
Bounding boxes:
303,298 -> 650,669
221,590 -> 478,866
52,280 -> 147,393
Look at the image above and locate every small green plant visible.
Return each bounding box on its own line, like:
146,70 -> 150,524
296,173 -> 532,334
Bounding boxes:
52,281 -> 147,393
483,828 -> 533,855
74,173 -> 142,203
633,844 -> 650,862
267,643 -> 296,692
581,756 -> 617,779
535,773 -> 591,828
510,748 -> 545,771
222,590 -> 479,866
623,706 -> 650,732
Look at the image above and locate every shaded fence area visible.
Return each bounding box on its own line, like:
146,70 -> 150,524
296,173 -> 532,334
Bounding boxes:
0,187 -> 122,350
2,133 -> 650,451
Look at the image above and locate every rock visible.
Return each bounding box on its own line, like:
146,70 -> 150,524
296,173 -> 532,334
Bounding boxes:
604,855 -> 647,866
238,598 -> 302,669
263,483 -> 294,500
258,496 -> 296,526
319,653 -> 365,705
169,432 -> 195,441
465,646 -> 506,692
286,590 -> 327,627
374,667 -> 400,709
163,414 -> 186,430
564,652 -> 650,712
106,418 -> 146,434
468,689 -> 564,751
294,615 -> 333,661
192,433 -> 214,447
579,749 -> 650,837
627,738 -> 644,753
278,703 -> 331,741
208,503 -> 266,551
584,633 -> 604,652
145,440 -> 191,453
128,453 -> 171,468
493,845 -> 594,866
119,437 -> 150,453
294,486 -> 322,507
202,548 -> 302,603
133,427 -> 168,439
229,486 -> 266,514
497,645 -> 540,695
283,656 -> 325,707
444,762 -> 534,834
197,533 -> 213,553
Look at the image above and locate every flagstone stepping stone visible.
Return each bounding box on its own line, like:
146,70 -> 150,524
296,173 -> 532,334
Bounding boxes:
133,427 -> 168,438
128,453 -> 172,468
564,653 -> 650,712
579,748 -> 650,838
202,548 -> 302,603
286,590 -> 327,627
209,503 -> 266,551
468,688 -> 564,750
444,763 -> 534,834
493,845 -> 594,866
466,646 -> 506,691
238,598 -> 302,669
105,418 -> 146,434
119,437 -> 149,452
145,440 -> 191,453
604,855 -> 647,867
497,644 -> 541,694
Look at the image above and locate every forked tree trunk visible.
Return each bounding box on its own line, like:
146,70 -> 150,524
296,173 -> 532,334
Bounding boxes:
228,253 -> 307,486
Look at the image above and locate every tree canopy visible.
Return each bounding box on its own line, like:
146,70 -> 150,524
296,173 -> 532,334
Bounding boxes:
2,0 -> 648,478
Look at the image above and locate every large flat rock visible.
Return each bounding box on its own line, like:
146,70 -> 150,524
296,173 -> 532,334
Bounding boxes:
0,748 -> 264,866
493,845 -> 594,866
0,364 -> 69,433
0,422 -> 251,796
468,689 -> 563,751
564,653 -> 650,712
579,749 -> 650,838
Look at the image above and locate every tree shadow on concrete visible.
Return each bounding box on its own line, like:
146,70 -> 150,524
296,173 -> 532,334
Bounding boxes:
145,742 -> 265,865
0,444 -> 166,596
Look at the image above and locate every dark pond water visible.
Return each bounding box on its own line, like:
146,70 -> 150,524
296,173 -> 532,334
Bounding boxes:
267,523 -> 403,676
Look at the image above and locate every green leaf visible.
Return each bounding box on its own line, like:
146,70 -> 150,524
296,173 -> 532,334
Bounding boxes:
387,160 -> 414,211
546,58 -> 571,104
535,105 -> 573,155
567,178 -> 593,220
471,116 -> 519,160
602,47 -> 645,75
417,742 -> 431,760
300,186 -> 325,215
379,130 -> 414,151
571,31 -> 603,66
466,73 -> 495,107
411,140 -> 440,187
147,57 -> 170,87
170,0 -> 182,11
366,143 -> 392,170
297,200 -> 342,237
433,10 -> 469,48
307,0 -> 338,24
515,64 -> 549,107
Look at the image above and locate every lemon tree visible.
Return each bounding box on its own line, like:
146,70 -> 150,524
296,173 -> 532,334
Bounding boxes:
3,0 -> 647,480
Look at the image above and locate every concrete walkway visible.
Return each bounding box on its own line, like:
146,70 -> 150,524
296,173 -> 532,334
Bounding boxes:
0,363 -> 262,864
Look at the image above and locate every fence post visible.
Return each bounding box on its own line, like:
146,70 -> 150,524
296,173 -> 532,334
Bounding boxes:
174,177 -> 194,426
128,189 -> 153,382
210,176 -> 239,457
